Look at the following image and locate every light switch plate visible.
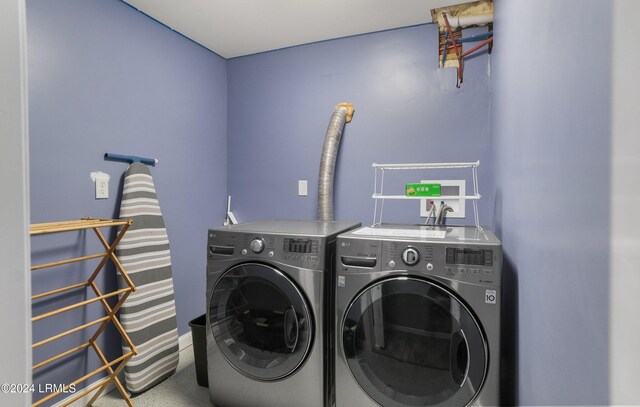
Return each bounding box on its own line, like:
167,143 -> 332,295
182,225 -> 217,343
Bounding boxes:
298,180 -> 308,196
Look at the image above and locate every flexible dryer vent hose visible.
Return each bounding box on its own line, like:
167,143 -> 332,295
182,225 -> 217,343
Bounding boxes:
317,103 -> 355,222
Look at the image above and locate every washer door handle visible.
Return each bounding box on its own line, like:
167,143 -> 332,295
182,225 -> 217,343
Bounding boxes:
284,306 -> 299,352
209,245 -> 235,255
341,255 -> 377,268
450,329 -> 470,386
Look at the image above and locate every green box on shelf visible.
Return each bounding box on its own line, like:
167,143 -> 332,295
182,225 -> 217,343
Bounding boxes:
405,183 -> 441,197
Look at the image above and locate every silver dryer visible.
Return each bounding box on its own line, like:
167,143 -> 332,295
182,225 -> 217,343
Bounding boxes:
335,224 -> 502,406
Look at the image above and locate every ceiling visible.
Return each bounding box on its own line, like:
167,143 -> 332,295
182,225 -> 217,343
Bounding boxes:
123,0 -> 465,59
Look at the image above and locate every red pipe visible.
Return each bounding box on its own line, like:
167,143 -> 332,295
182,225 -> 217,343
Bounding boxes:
442,13 -> 460,59
442,14 -> 463,86
461,37 -> 493,58
442,12 -> 493,88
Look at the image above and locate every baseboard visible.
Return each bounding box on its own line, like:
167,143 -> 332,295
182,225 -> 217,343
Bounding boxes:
179,330 -> 193,351
51,378 -> 117,407
50,331 -> 192,406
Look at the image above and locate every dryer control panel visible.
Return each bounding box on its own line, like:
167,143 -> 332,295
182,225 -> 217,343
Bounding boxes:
337,226 -> 502,287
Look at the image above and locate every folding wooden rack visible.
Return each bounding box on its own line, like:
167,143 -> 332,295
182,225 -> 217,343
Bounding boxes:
30,218 -> 137,407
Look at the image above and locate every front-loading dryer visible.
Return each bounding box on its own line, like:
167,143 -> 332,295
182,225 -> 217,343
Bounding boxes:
206,219 -> 360,407
335,224 -> 501,407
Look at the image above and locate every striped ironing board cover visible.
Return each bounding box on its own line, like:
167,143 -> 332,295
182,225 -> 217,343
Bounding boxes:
116,163 -> 179,393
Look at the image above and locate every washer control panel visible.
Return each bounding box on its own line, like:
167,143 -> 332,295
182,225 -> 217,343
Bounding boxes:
382,241 -> 499,285
208,231 -> 324,269
337,233 -> 502,286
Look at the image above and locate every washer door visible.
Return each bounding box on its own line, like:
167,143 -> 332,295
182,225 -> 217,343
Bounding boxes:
342,277 -> 487,406
209,262 -> 313,381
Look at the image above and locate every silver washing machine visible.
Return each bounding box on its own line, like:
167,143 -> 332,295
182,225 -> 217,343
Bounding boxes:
335,224 -> 501,407
206,219 -> 360,407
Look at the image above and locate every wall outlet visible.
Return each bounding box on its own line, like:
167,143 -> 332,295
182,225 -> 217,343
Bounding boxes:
95,176 -> 109,199
419,180 -> 465,219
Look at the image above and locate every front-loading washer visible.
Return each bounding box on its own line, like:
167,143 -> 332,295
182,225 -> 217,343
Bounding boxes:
335,224 -> 501,406
206,219 -> 360,407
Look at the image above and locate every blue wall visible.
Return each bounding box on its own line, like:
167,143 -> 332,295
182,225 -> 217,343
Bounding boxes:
492,0 -> 611,404
27,0 -> 226,403
227,24 -> 494,226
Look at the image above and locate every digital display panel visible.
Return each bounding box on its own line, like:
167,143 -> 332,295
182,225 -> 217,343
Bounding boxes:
283,238 -> 318,254
446,248 -> 493,266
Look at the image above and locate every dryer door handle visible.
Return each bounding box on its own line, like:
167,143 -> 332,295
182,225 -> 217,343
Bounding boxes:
283,306 -> 299,353
341,255 -> 377,268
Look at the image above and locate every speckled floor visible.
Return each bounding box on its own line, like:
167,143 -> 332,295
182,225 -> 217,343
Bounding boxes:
92,343 -> 210,407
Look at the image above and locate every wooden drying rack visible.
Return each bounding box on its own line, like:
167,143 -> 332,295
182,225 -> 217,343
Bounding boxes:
30,218 -> 137,407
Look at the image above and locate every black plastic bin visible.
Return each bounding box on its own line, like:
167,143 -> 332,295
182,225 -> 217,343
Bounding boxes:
189,314 -> 209,387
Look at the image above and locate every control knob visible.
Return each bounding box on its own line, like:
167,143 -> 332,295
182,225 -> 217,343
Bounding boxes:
250,238 -> 265,253
401,247 -> 420,266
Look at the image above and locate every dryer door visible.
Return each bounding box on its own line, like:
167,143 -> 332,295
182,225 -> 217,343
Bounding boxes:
342,277 -> 486,406
209,262 -> 313,381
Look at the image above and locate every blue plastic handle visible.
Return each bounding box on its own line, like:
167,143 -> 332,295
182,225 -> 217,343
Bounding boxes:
104,153 -> 157,165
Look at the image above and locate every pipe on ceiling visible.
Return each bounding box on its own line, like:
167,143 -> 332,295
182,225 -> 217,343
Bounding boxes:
446,13 -> 493,28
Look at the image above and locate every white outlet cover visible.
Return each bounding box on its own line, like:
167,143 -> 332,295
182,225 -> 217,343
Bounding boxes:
95,176 -> 109,199
419,179 -> 465,219
91,171 -> 110,200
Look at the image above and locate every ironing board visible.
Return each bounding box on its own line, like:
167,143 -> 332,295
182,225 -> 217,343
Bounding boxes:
116,163 -> 179,393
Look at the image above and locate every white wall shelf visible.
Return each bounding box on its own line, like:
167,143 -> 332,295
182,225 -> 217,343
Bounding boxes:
372,194 -> 481,200
371,161 -> 482,229
372,161 -> 480,170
